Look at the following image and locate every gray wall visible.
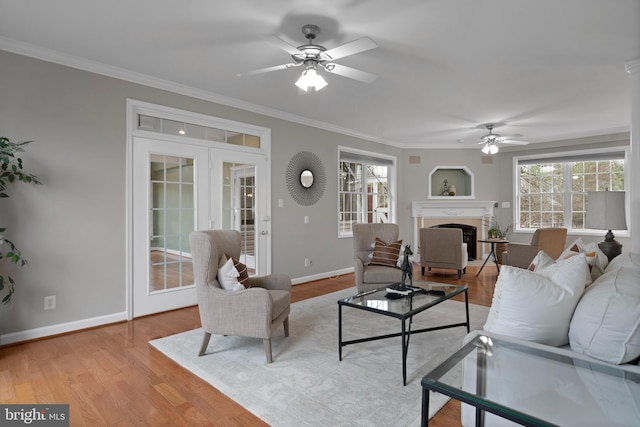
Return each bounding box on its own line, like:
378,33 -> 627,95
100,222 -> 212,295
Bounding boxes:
0,50 -> 630,339
0,51 -> 404,336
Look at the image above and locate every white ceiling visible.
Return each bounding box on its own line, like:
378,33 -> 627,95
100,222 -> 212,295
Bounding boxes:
1,0 -> 639,149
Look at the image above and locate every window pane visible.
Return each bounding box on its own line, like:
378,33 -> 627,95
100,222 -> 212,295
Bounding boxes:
339,157 -> 393,235
518,156 -> 625,232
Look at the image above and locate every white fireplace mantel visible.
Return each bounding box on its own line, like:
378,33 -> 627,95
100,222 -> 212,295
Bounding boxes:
412,200 -> 497,219
411,200 -> 497,261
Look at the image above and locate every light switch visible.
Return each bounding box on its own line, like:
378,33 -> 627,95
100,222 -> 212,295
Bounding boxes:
304,216 -> 309,224
278,199 -> 284,208
501,202 -> 511,208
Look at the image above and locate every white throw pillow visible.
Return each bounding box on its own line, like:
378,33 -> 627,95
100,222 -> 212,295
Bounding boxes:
528,250 -> 555,271
569,267 -> 640,364
484,253 -> 588,346
559,238 -> 609,284
217,257 -> 245,291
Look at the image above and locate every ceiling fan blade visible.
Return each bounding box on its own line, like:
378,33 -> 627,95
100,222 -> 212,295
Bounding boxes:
500,139 -> 530,145
325,63 -> 377,84
323,37 -> 377,60
238,62 -> 300,77
260,34 -> 301,56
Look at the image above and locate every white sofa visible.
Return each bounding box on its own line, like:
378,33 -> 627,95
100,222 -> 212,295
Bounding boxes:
461,251 -> 640,427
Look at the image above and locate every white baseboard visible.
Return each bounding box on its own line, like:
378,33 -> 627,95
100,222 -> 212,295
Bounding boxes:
1,269 -> 354,345
0,311 -> 128,345
292,267 -> 354,286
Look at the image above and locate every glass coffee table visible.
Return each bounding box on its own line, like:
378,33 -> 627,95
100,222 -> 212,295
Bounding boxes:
338,281 -> 469,386
421,333 -> 640,426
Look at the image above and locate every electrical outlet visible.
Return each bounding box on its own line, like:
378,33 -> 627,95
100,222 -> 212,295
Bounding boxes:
304,258 -> 312,267
44,295 -> 56,310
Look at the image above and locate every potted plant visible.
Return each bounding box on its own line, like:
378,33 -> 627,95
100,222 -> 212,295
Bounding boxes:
0,136 -> 41,304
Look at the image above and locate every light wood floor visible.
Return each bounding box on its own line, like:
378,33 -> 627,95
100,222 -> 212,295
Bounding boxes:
0,263 -> 498,426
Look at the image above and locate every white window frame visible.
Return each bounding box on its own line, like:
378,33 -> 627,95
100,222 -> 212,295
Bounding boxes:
513,147 -> 629,236
338,146 -> 397,237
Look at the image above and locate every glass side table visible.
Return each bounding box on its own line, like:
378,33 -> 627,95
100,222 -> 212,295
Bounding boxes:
421,333 -> 640,426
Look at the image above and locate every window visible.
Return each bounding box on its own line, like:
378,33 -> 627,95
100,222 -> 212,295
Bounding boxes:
516,149 -> 626,232
138,114 -> 261,147
338,148 -> 396,236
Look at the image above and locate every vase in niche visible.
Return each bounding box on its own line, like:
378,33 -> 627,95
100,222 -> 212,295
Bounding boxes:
449,184 -> 456,196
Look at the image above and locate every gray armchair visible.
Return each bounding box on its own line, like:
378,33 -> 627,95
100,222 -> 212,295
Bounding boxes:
419,227 -> 468,279
352,223 -> 403,292
189,230 -> 291,363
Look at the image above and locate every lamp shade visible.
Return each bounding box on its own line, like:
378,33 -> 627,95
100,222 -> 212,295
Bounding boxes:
585,191 -> 627,230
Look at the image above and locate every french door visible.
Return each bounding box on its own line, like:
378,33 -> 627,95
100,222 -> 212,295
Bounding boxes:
132,137 -> 268,317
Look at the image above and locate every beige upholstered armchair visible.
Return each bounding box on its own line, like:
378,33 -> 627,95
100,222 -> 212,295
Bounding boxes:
189,230 -> 291,363
501,228 -> 568,269
352,223 -> 403,292
419,227 -> 468,279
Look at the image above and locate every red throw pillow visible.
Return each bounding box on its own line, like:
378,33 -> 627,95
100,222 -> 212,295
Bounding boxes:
370,237 -> 402,268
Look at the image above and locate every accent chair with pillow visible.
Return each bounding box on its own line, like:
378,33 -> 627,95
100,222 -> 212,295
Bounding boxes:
189,230 -> 292,363
419,227 -> 468,279
352,223 -> 403,292
501,227 -> 567,269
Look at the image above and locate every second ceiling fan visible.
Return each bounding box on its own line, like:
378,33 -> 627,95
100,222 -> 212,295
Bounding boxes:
240,24 -> 378,91
478,124 -> 529,154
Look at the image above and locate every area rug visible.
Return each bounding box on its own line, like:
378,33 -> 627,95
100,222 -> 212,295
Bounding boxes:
150,288 -> 489,426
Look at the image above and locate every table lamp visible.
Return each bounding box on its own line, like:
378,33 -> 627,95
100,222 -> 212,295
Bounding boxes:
585,190 -> 627,261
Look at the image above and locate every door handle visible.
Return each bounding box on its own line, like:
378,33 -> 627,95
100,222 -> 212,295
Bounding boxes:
261,230 -> 267,235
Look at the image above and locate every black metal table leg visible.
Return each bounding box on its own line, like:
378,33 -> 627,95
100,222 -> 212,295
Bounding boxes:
464,289 -> 470,333
402,319 -> 407,386
421,387 -> 430,427
338,303 -> 343,361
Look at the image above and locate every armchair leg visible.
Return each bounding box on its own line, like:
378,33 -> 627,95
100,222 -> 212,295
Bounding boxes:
263,339 -> 273,363
283,317 -> 290,337
457,270 -> 462,279
198,332 -> 212,357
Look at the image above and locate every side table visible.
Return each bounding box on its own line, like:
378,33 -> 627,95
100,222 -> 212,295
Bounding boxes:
476,239 -> 508,276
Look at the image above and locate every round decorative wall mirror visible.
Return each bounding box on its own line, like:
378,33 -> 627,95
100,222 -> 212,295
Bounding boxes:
300,169 -> 314,188
286,151 -> 326,206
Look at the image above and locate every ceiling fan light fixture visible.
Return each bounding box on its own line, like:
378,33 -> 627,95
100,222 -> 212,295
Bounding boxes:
295,66 -> 327,91
481,142 -> 499,155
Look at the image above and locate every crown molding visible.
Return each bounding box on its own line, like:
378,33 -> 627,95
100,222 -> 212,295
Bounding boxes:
0,36 -> 396,147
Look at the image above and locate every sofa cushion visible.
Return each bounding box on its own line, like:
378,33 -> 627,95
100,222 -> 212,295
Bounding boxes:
369,237 -> 402,268
484,253 -> 588,346
569,267 -> 640,364
605,252 -> 640,273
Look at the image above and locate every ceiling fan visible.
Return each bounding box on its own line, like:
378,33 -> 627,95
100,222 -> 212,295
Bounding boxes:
478,124 -> 529,154
239,24 -> 377,91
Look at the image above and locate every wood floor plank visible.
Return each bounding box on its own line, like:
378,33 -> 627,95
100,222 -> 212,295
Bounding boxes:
0,262 -> 496,426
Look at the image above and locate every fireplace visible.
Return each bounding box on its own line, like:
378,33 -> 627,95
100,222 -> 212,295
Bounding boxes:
411,200 -> 496,262
432,223 -> 477,260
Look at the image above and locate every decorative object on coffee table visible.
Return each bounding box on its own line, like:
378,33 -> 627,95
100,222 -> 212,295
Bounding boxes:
399,244 -> 413,289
